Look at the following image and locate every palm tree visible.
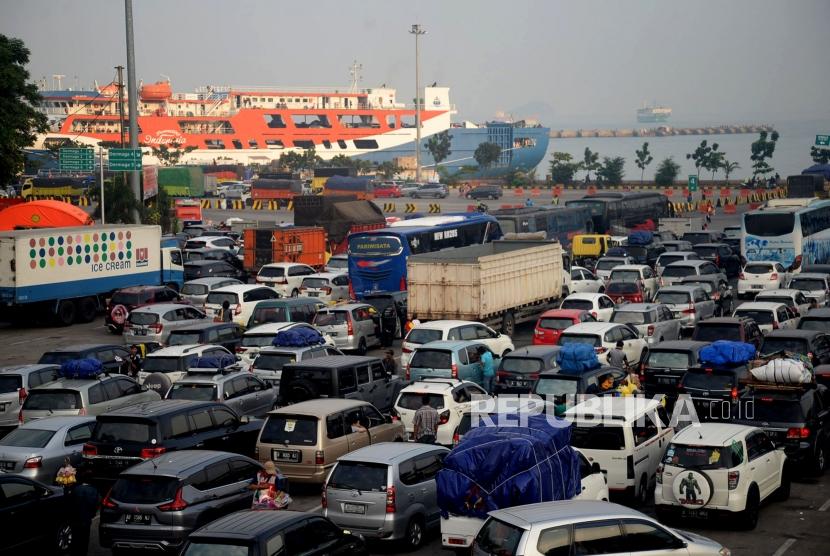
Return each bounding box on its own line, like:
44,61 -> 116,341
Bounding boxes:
90,175 -> 139,224
721,160 -> 741,184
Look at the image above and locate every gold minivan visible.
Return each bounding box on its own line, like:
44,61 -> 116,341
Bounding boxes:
256,398 -> 405,483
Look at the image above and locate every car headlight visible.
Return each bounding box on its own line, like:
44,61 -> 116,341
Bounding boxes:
719,548 -> 731,556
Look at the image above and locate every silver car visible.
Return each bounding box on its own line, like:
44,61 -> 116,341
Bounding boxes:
166,369 -> 277,418
180,277 -> 243,305
313,303 -> 382,354
610,303 -> 682,346
324,442 -> 449,550
0,364 -> 60,427
20,374 -> 160,423
0,416 -> 96,482
654,285 -> 717,329
123,303 -> 208,345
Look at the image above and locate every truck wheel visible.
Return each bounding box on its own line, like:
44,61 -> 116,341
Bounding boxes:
501,311 -> 516,336
54,300 -> 77,326
77,297 -> 98,323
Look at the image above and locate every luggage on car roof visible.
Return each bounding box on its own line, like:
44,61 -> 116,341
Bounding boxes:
58,358 -> 104,379
699,340 -> 756,367
556,344 -> 600,373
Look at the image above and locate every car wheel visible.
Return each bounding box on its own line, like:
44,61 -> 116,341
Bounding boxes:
357,338 -> 368,356
774,467 -> 791,501
737,486 -> 760,530
54,520 -> 73,554
403,516 -> 425,550
636,474 -> 649,506
813,444 -> 827,475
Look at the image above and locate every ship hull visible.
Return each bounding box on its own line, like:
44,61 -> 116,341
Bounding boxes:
637,113 -> 671,123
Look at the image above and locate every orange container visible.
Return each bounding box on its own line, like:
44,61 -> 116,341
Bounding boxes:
244,227 -> 326,272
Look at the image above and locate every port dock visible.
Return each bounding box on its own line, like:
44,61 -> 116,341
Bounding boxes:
550,123 -> 775,139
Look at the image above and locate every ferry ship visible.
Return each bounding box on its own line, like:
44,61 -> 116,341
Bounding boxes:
34,78 -> 548,177
637,102 -> 672,123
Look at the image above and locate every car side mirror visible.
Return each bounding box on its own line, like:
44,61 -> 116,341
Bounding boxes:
384,414 -> 393,424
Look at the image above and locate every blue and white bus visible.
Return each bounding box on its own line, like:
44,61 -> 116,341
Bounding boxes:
741,198 -> 830,270
348,213 -> 502,298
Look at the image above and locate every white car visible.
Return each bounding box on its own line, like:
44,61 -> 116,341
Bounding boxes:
299,272 -> 350,304
788,273 -> 830,307
566,397 -> 674,504
184,235 -> 237,252
138,344 -> 236,395
204,284 -> 280,327
256,262 -> 317,297
656,423 -> 787,530
738,261 -> 788,298
608,264 -> 659,301
180,277 -> 243,306
393,379 -> 491,446
238,322 -> 335,365
733,302 -> 800,333
594,256 -> 634,281
655,251 -> 701,276
569,266 -> 605,294
401,320 -> 514,368
560,293 -> 616,322
754,288 -> 813,317
325,254 -> 349,273
557,321 -> 649,366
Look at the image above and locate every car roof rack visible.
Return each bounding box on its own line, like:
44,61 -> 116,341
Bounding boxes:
416,378 -> 462,387
187,366 -> 240,376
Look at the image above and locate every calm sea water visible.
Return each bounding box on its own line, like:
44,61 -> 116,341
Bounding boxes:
539,118 -> 830,182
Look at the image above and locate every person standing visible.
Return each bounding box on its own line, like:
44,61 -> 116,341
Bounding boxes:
607,340 -> 629,370
218,300 -> 233,322
124,344 -> 142,377
412,394 -> 439,444
382,350 -> 398,376
478,345 -> 496,394
70,483 -> 99,556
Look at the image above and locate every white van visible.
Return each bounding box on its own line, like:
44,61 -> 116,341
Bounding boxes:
565,397 -> 674,505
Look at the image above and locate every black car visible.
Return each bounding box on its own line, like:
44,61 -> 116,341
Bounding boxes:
692,317 -> 764,352
759,329 -> 830,366
626,243 -> 666,267
641,340 -> 709,400
678,364 -> 753,422
692,242 -> 742,277
532,366 -> 628,415
798,307 -> 830,333
38,343 -> 130,374
679,274 -> 735,316
363,291 -> 408,341
81,400 -> 263,486
184,260 -> 248,282
681,230 -> 725,245
467,184 -> 503,200
0,475 -> 73,554
495,346 -> 560,395
167,322 -> 244,352
183,510 -> 368,556
734,383 -> 830,474
185,247 -> 245,269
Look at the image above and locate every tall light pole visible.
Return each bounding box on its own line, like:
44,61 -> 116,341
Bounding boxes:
125,0 -> 142,221
409,24 -> 426,183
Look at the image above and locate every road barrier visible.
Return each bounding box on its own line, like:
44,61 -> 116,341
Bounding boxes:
428,203 -> 441,214
382,203 -> 396,213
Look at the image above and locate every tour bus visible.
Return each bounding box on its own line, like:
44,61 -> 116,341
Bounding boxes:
742,197 -> 830,271
565,191 -> 669,234
491,205 -> 593,248
347,213 -> 502,298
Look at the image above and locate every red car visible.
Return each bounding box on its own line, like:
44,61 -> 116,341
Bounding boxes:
374,183 -> 403,198
533,309 -> 596,345
606,280 -> 646,304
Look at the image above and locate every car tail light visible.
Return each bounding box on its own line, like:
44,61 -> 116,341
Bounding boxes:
389,407 -> 399,421
682,304 -> 696,314
140,446 -> 166,459
402,346 -> 412,354
730,386 -> 738,400
715,256 -> 721,266
451,363 -> 458,379
347,317 -> 354,336
497,370 -> 509,379
315,450 -> 325,465
739,272 -> 746,280
18,387 -> 27,404
656,463 -> 663,484
273,278 -> 288,285
321,486 -> 327,509
235,346 -> 244,353
82,443 -> 97,457
595,346 -> 607,354
102,488 -> 118,509
23,456 -> 42,469
534,328 -> 544,336
348,281 -> 355,299
234,304 -> 242,315
647,325 -> 655,336
405,364 -> 411,381
772,321 -> 779,329
323,287 -> 332,294
787,427 -> 810,439
728,471 -> 740,490
386,486 -> 396,513
452,430 -> 460,446
439,410 -> 450,425
633,295 -> 643,302
158,487 -> 187,511
591,311 -> 597,318
399,276 -> 407,291
149,323 -> 163,334
769,272 -> 779,281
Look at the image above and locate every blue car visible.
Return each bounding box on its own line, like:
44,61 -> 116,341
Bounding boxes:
405,340 -> 498,387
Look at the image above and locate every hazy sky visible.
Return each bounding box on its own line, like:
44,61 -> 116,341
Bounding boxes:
3,0 -> 827,126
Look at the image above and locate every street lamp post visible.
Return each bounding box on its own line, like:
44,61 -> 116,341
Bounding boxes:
409,24 -> 426,183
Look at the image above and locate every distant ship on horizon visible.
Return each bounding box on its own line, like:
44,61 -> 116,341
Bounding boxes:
637,102 -> 672,123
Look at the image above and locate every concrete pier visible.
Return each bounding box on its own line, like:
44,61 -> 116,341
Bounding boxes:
550,123 -> 775,139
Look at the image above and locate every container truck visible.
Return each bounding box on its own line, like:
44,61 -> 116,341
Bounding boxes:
0,225 -> 183,326
406,239 -> 565,335
243,227 -> 327,272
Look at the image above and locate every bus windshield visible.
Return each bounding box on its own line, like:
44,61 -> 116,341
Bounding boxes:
744,213 -> 795,236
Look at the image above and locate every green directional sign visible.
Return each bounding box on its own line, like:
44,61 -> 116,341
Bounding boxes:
108,148 -> 143,171
688,175 -> 699,192
817,135 -> 830,147
59,148 -> 95,172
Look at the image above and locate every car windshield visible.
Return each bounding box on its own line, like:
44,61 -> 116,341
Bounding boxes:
558,334 -> 600,347
534,376 -> 578,402
683,371 -> 735,391
143,356 -> 191,373
694,246 -> 718,257
744,264 -> 774,274
760,338 -> 809,356
249,307 -> 289,327
168,383 -> 217,401
314,312 -> 348,326
206,292 -> 239,306
406,328 -> 443,345
241,334 -> 279,348
327,257 -> 348,270
561,299 -> 593,311
596,259 -> 621,270
397,393 -> 445,410
0,375 -> 22,393
181,283 -> 208,296
607,282 -> 639,294
751,398 -> 805,423
538,317 -> 576,330
799,318 -> 830,332
647,350 -> 692,368
693,323 -> 742,342
0,428 -> 55,448
662,266 -> 695,278
663,443 -> 743,469
112,476 -> 180,504
684,280 -> 715,294
411,349 -> 452,369
612,311 -> 648,325
258,266 -> 285,278
253,352 -> 296,370
756,296 -> 793,307
655,292 -> 691,305
260,415 -> 318,445
328,461 -> 388,491
789,278 -> 825,291
38,352 -> 81,364
500,357 -> 545,374
571,425 -> 626,450
111,292 -> 147,305
733,309 -> 774,325
610,270 -> 641,282
167,332 -> 203,346
129,312 -> 159,325
472,518 -> 524,556
683,233 -> 712,244
94,420 -> 154,443
23,390 -> 82,410
658,255 -> 685,266
302,278 -> 330,289
183,543 -> 251,556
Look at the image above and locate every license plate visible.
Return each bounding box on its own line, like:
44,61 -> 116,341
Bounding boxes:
0,461 -> 14,470
272,449 -> 300,463
509,380 -> 527,387
132,328 -> 147,336
344,503 -> 366,514
752,284 -> 763,289
125,514 -> 152,525
657,377 -> 676,385
308,292 -> 320,297
682,508 -> 709,518
329,332 -> 339,337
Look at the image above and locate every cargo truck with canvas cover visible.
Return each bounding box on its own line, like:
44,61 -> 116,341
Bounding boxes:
0,225 -> 183,326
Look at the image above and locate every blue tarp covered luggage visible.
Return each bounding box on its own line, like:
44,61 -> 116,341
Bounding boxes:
699,340 -> 756,367
58,358 -> 104,379
272,328 -> 325,347
627,231 -> 653,246
437,414 -> 580,519
191,354 -> 237,369
556,344 -> 600,374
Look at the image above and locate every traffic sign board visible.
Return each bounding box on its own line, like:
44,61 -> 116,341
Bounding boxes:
59,148 -> 94,172
108,148 -> 143,171
688,175 -> 699,192
817,135 -> 830,147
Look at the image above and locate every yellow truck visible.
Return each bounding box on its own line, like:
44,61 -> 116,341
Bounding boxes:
21,177 -> 91,199
571,234 -> 627,267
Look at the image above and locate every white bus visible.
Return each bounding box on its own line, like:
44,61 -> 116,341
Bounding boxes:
741,198 -> 830,271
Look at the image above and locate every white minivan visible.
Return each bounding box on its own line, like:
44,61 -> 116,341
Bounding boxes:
565,397 -> 674,505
